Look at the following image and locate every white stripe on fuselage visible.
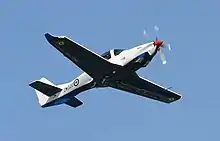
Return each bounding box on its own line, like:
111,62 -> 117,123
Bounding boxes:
58,73 -> 93,98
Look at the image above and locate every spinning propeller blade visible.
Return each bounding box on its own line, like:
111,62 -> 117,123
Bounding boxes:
161,42 -> 172,51
143,29 -> 150,41
154,25 -> 160,31
154,25 -> 159,41
159,49 -> 167,65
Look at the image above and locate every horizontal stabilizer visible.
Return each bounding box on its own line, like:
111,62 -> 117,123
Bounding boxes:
29,80 -> 62,97
65,97 -> 83,108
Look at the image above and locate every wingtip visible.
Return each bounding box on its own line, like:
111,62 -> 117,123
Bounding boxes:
167,93 -> 182,103
44,33 -> 55,42
178,94 -> 183,100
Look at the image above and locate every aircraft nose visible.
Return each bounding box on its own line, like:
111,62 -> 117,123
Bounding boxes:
153,40 -> 163,47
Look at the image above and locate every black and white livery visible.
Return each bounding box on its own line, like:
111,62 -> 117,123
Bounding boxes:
29,32 -> 182,108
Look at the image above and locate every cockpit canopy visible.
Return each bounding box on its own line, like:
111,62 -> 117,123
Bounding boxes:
114,49 -> 124,56
101,49 -> 124,60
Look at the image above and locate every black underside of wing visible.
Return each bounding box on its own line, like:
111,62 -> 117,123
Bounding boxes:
109,73 -> 181,103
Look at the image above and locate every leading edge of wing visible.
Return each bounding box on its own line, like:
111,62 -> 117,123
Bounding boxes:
44,33 -> 121,80
44,33 -> 106,61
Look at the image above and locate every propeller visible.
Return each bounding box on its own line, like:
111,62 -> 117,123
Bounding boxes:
153,25 -> 171,64
143,25 -> 171,64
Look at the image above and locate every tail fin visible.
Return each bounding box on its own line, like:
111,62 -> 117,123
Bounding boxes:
29,78 -> 62,106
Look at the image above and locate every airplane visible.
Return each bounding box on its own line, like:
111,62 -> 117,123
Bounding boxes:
29,31 -> 182,108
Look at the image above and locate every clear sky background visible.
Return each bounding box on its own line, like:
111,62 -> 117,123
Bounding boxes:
1,0 -> 220,140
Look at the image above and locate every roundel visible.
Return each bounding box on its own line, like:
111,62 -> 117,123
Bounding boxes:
73,79 -> 79,86
57,41 -> 64,46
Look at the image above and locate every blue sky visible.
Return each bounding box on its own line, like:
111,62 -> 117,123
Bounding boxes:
1,0 -> 220,140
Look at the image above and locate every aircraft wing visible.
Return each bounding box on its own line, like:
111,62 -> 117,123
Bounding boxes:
111,73 -> 181,103
65,97 -> 83,108
44,33 -> 120,80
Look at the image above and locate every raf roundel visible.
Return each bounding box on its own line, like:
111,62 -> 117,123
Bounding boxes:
73,79 -> 79,86
57,41 -> 64,46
